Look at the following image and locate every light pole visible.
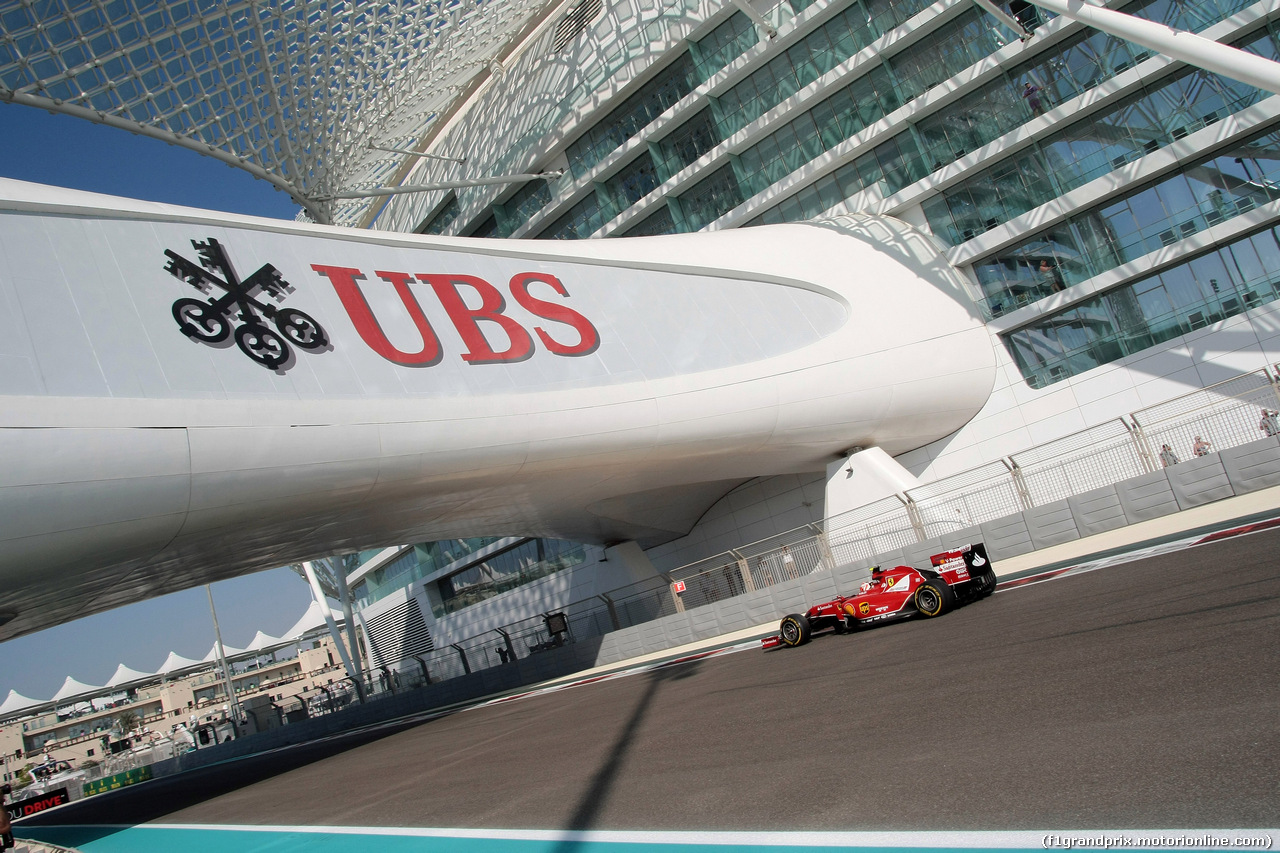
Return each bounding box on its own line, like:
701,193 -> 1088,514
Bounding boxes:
204,585 -> 243,731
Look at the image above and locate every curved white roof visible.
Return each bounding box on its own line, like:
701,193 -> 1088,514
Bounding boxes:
201,642 -> 248,664
104,664 -> 157,690
0,0 -> 563,226
157,651 -> 205,676
0,689 -> 44,718
283,601 -> 347,640
50,676 -> 103,703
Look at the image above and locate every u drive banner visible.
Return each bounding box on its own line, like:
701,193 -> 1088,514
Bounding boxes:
5,786 -> 68,822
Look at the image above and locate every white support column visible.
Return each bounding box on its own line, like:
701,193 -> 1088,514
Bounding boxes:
332,561 -> 365,686
1030,0 -> 1280,96
204,584 -> 243,725
824,446 -> 923,524
602,540 -> 663,585
302,561 -> 364,701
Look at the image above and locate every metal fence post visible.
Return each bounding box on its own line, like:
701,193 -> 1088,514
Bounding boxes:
412,655 -> 431,685
599,593 -> 622,631
661,573 -> 686,613
900,495 -> 926,541
808,522 -> 836,570
452,643 -> 471,675
1005,459 -> 1034,510
1128,415 -> 1157,474
730,550 -> 756,592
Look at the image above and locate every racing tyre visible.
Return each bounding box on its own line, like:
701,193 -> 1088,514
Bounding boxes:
974,569 -> 997,598
914,579 -> 954,618
779,613 -> 812,647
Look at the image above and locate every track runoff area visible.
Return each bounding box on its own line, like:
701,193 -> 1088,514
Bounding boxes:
15,518 -> 1280,853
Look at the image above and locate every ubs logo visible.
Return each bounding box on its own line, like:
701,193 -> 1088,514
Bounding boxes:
165,237 -> 329,371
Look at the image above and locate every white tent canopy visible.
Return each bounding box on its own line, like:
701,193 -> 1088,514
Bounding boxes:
51,676 -> 103,703
157,651 -> 204,676
283,600 -> 345,641
0,689 -> 44,718
242,631 -> 289,655
201,642 -> 247,664
104,664 -> 156,689
3,601 -> 335,709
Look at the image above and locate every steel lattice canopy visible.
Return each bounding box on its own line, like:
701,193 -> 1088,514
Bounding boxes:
0,0 -> 560,226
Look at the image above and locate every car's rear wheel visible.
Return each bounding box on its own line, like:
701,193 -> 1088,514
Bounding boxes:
975,569 -> 997,598
779,613 -> 812,647
915,579 -> 954,618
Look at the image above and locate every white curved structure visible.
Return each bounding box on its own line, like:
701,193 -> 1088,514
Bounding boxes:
0,178 -> 993,639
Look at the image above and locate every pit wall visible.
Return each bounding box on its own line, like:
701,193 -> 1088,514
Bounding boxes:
147,435 -> 1280,777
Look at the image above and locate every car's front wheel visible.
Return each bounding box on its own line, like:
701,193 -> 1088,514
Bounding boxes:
779,613 -> 812,647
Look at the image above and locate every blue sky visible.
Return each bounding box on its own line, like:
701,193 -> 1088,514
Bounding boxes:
0,104 -> 319,700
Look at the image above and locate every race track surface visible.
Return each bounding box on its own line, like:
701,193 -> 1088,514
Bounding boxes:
28,527 -> 1280,831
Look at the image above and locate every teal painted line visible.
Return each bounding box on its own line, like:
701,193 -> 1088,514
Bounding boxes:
20,826 -> 1276,852
15,826 -> 1020,853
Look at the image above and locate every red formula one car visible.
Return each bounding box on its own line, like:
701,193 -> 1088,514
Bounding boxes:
763,543 -> 996,649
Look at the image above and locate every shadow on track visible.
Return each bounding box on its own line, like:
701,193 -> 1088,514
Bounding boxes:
552,660 -> 702,852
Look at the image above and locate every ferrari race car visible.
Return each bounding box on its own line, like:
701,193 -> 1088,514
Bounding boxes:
763,543 -> 996,649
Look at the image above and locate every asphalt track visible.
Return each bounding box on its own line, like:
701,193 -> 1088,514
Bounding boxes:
24,526 -> 1280,838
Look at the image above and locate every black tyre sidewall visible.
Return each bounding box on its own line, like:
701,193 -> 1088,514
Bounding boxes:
915,580 -> 948,617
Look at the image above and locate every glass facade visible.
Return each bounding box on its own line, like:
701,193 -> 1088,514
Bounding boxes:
451,0 -> 1277,393
974,124 -> 1280,318
1005,224 -> 1280,388
565,53 -> 700,180
745,0 -> 1262,229
921,48 -> 1270,245
436,539 -> 587,616
353,538 -> 502,608
497,181 -> 553,237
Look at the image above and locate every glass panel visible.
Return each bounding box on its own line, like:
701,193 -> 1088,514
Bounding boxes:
418,195 -> 460,235
657,108 -> 721,179
1002,223 -> 1280,387
677,163 -> 745,230
565,53 -> 698,178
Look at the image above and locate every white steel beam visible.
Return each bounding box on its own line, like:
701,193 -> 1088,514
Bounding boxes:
1029,0 -> 1280,96
302,561 -> 364,700
972,0 -> 1031,41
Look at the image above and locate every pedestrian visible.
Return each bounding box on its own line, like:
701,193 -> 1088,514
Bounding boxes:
1022,81 -> 1044,115
1260,408 -> 1279,437
1039,259 -> 1065,292
1159,443 -> 1180,467
1193,436 -> 1212,457
781,545 -> 797,580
